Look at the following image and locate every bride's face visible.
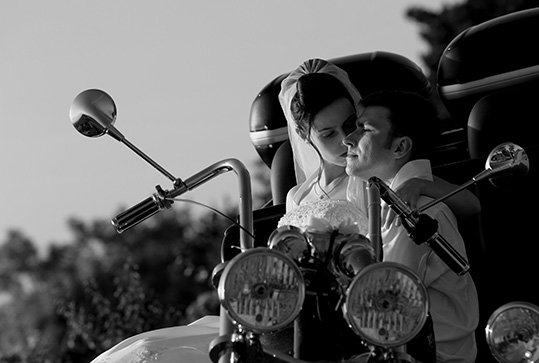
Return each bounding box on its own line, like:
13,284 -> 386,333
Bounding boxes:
310,98 -> 358,168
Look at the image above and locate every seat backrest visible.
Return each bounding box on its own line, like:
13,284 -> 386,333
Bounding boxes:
437,8 -> 539,128
467,83 -> 539,159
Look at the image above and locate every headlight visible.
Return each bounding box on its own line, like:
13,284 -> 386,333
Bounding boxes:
218,247 -> 305,333
343,262 -> 429,347
485,301 -> 539,363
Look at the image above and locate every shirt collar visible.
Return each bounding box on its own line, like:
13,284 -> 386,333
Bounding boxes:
388,159 -> 433,190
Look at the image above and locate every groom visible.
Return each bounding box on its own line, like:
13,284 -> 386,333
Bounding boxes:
343,90 -> 479,363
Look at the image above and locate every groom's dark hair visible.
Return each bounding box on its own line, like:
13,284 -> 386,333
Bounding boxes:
359,90 -> 441,160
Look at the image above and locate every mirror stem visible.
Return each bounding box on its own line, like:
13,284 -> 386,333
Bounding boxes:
121,138 -> 182,186
416,161 -> 515,215
415,179 -> 477,215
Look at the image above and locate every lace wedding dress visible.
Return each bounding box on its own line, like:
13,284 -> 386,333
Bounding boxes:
278,199 -> 368,235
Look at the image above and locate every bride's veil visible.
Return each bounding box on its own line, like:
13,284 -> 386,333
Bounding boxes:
277,58 -> 365,206
278,58 -> 362,184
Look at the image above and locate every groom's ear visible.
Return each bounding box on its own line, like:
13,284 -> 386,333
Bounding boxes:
393,136 -> 412,160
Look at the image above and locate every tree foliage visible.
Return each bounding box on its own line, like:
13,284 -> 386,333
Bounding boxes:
0,205 -> 231,362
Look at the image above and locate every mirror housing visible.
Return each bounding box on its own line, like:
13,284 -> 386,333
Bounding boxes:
69,89 -> 124,141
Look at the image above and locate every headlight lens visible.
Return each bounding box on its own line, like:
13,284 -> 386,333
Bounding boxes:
218,247 -> 305,333
485,301 -> 539,363
343,262 -> 428,347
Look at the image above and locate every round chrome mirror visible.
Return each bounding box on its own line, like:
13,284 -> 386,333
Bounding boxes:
486,143 -> 529,187
69,89 -> 118,138
485,301 -> 539,363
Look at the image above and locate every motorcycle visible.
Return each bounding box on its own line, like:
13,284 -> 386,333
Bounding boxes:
69,88 -> 530,363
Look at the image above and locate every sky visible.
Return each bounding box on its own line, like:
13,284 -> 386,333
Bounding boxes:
0,0 -> 459,254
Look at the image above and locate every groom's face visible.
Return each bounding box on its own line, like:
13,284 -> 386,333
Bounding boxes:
344,105 -> 397,181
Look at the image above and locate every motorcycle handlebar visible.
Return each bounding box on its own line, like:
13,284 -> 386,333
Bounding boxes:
368,177 -> 470,276
426,231 -> 470,276
111,193 -> 173,233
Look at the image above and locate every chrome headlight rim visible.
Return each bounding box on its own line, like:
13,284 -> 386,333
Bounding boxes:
343,261 -> 429,348
218,247 -> 305,334
485,301 -> 539,363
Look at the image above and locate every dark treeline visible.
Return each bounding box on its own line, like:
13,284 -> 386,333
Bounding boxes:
1,207 -> 226,362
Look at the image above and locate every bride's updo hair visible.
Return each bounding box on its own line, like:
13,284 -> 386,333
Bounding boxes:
290,73 -> 355,142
